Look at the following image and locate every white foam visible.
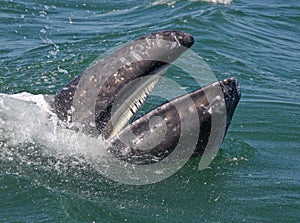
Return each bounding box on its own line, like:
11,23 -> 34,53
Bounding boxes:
0,93 -> 107,158
150,0 -> 232,7
191,0 -> 232,5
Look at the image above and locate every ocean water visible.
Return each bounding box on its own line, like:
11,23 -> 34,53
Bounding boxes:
1,0 -> 299,222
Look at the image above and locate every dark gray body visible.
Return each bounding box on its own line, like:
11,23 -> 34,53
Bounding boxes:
53,31 -> 241,164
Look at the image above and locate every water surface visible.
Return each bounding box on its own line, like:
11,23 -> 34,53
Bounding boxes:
1,0 -> 299,222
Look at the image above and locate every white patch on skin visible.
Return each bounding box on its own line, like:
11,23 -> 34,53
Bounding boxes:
172,35 -> 181,46
188,106 -> 195,113
170,41 -> 177,49
119,57 -> 126,63
130,51 -> 143,61
208,107 -> 212,114
212,82 -> 219,87
121,146 -> 131,156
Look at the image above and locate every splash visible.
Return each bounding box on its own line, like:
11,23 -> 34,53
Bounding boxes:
0,93 -> 107,157
0,93 -> 114,194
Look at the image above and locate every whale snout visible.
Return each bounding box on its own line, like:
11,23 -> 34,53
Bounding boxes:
219,78 -> 241,128
170,30 -> 194,48
139,30 -> 194,49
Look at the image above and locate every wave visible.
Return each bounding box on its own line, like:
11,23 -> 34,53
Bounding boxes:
150,0 -> 232,7
191,0 -> 232,5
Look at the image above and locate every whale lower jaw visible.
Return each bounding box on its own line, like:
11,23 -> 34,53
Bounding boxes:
108,77 -> 241,164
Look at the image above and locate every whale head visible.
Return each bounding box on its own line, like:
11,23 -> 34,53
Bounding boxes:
53,31 -> 241,164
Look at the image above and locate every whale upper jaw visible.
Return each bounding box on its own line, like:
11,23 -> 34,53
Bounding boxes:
53,30 -> 194,136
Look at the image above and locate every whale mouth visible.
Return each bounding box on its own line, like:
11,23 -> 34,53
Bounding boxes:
100,71 -> 165,139
103,77 -> 241,141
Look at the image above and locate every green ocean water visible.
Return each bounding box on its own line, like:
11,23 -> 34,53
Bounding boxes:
0,0 -> 299,222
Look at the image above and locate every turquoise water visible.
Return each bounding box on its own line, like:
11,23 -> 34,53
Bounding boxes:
1,0 -> 299,222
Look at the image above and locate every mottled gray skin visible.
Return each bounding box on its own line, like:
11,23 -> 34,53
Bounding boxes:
53,31 -> 241,164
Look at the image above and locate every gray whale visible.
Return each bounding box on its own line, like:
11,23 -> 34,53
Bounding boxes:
53,31 -> 241,164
